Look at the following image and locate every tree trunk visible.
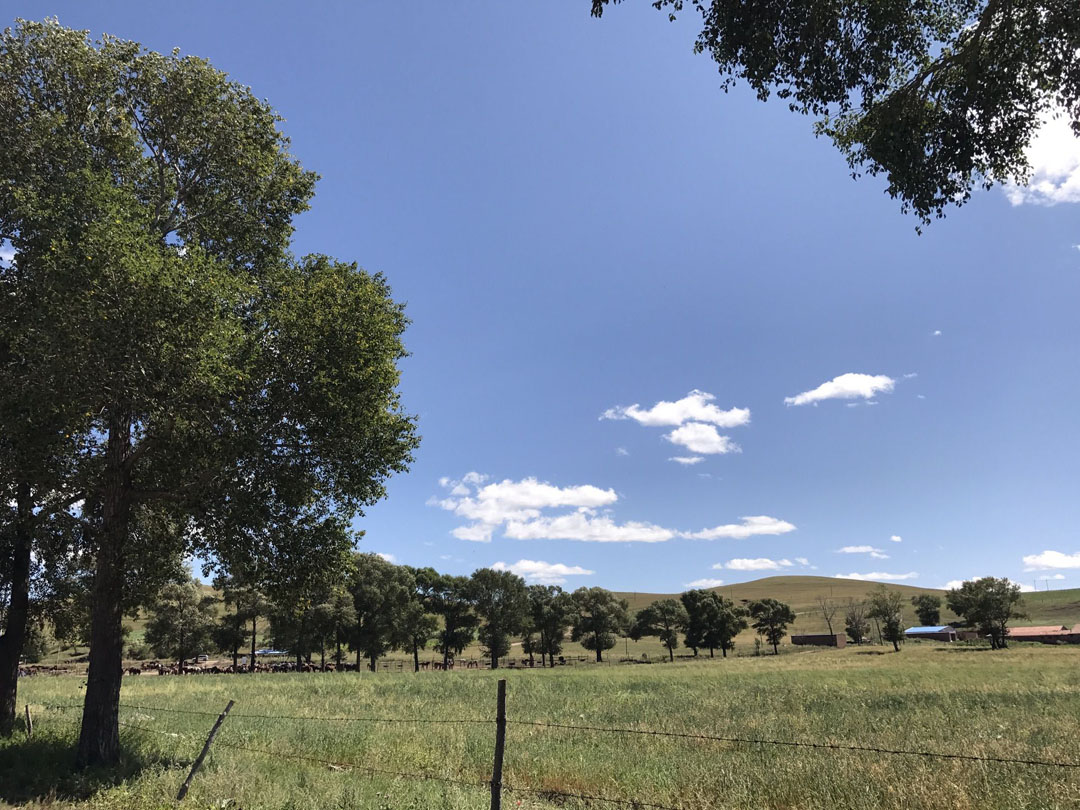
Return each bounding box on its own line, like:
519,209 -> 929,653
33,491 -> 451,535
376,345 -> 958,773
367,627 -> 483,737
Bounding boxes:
772,641 -> 779,655
77,514 -> 129,764
667,644 -> 674,662
77,413 -> 132,768
335,636 -> 343,668
249,616 -> 257,672
709,646 -> 715,658
595,646 -> 602,663
721,645 -> 727,658
412,641 -> 419,673
0,482 -> 33,737
892,637 -> 899,652
368,654 -> 376,673
442,640 -> 449,670
320,647 -> 325,669
490,652 -> 498,670
232,646 -> 239,670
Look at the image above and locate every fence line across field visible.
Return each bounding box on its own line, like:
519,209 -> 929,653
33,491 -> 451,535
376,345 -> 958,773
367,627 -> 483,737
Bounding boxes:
27,677 -> 1080,809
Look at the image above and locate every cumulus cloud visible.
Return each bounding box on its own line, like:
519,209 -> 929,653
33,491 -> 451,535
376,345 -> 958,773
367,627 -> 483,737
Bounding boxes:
683,515 -> 796,541
665,423 -> 740,455
602,391 -> 750,428
433,474 -> 618,542
669,456 -> 704,465
940,579 -> 967,590
942,576 -> 1034,592
505,513 -> 675,543
491,559 -> 594,585
616,447 -> 630,456
836,545 -> 889,559
834,571 -> 918,581
1050,573 -> 1066,580
1022,550 -> 1080,570
784,373 -> 896,406
794,557 -> 810,566
719,558 -> 794,571
433,474 -> 794,545
685,577 -> 725,589
376,552 -> 397,563
932,330 -> 942,337
1004,113 -> 1080,206
890,535 -> 902,543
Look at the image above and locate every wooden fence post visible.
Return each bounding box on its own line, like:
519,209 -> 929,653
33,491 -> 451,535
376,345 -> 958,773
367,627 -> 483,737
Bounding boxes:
24,705 -> 32,739
490,679 -> 506,810
176,700 -> 235,801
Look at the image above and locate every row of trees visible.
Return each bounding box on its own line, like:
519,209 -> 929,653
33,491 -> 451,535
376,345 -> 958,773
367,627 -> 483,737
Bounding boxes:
818,579 -> 1027,651
135,562 -> 810,670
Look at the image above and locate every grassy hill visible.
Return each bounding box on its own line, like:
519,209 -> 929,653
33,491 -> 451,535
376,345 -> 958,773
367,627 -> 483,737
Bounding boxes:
617,575 -> 1080,634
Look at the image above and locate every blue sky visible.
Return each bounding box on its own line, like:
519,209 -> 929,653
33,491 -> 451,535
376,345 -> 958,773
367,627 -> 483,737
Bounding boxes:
11,3 -> 1080,594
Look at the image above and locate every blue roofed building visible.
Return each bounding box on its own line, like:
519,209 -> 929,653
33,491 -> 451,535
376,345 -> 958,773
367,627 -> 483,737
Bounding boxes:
904,625 -> 958,642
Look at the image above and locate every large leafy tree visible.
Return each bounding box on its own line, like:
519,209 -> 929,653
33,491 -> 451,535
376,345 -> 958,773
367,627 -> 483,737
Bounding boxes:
911,594 -> 943,627
681,589 -> 747,658
348,553 -> 414,672
426,573 -> 478,669
748,598 -> 796,655
867,586 -> 906,652
397,567 -> 440,672
631,598 -> 689,662
571,587 -> 630,663
469,568 -> 529,670
0,20 -> 417,765
946,577 -> 1026,648
591,0 -> 1080,223
143,579 -> 216,669
527,585 -> 575,668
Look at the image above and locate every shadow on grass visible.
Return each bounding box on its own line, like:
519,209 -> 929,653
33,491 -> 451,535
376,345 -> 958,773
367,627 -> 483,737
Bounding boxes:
935,646 -> 995,653
0,732 -> 184,805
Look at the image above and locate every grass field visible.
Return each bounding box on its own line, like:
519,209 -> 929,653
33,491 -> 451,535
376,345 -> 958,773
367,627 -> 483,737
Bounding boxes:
5,643 -> 1080,810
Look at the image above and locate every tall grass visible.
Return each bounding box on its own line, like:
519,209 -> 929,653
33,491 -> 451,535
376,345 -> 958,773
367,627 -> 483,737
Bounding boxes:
5,644 -> 1080,809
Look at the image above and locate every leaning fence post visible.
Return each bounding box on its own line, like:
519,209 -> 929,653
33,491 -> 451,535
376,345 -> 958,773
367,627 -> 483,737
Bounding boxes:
176,700 -> 235,801
24,705 -> 32,739
490,679 -> 506,810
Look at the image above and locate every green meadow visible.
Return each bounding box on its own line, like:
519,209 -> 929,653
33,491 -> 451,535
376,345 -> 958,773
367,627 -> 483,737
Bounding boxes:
5,643 -> 1080,810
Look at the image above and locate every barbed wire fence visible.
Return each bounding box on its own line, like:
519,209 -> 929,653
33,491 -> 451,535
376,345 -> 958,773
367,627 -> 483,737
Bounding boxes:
30,680 -> 1080,810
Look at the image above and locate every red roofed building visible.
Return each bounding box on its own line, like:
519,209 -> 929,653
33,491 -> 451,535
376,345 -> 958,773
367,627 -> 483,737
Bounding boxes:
1007,626 -> 1079,644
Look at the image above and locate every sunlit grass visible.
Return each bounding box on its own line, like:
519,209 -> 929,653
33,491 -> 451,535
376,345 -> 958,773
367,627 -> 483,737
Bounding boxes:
5,644 -> 1080,809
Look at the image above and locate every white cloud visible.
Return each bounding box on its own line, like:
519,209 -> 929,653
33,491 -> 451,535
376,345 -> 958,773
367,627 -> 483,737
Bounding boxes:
940,579 -> 967,590
505,512 -> 675,543
834,571 -> 919,581
932,330 -> 942,337
794,557 -> 810,566
602,390 -> 750,428
433,474 -> 618,542
720,558 -> 794,571
684,577 -> 725,589
682,516 -> 796,541
903,372 -> 918,379
615,447 -> 629,456
941,576 -> 1036,593
1022,550 -> 1080,570
784,373 -> 895,406
669,456 -> 704,465
1050,574 -> 1066,580
665,423 -> 740,455
1004,113 -> 1080,206
376,552 -> 397,563
433,473 -> 793,545
890,535 -> 902,543
491,559 -> 594,585
1017,582 -> 1036,593
836,545 -> 889,559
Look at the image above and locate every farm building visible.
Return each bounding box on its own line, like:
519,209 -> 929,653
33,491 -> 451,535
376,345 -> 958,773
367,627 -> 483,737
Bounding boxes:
904,626 -> 957,642
1007,626 -> 1080,644
790,633 -> 846,648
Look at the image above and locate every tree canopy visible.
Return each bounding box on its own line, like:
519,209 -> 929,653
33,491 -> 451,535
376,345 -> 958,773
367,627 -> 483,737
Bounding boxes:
571,587 -> 631,663
748,598 -> 796,654
0,19 -> 417,764
591,0 -> 1080,224
631,598 -> 688,662
946,577 -> 1026,648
